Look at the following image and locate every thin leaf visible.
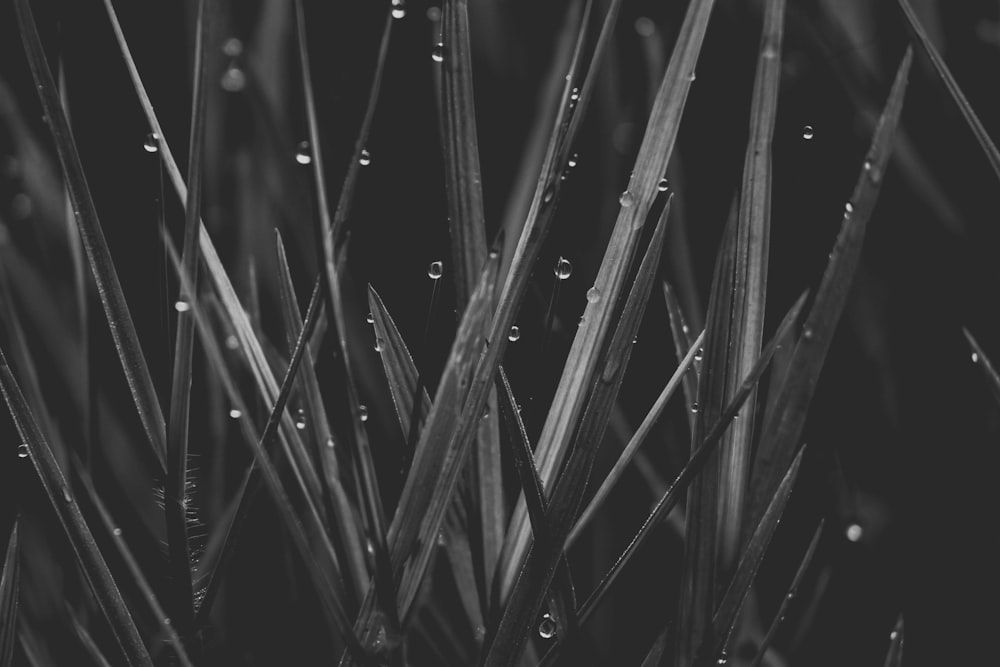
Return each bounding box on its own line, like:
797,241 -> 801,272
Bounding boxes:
709,448 -> 806,665
897,0 -> 1000,183
747,47 -> 913,535
962,328 -> 1000,407
482,198 -> 670,667
640,628 -> 670,667
15,0 -> 167,470
499,0 -> 715,603
568,329 -> 705,548
0,349 -> 153,667
882,614 -> 904,667
748,520 -> 824,667
0,523 -> 19,667
663,280 -> 701,433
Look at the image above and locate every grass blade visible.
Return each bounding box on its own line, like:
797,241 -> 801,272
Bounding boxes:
747,520 -> 824,667
897,0 -> 1000,183
568,328 -> 705,548
0,523 -> 18,667
663,280 -> 701,434
747,47 -> 913,535
709,448 -> 805,665
163,0 -> 210,633
68,606 -> 113,667
883,614 -> 904,667
640,628 -> 670,667
962,328 -> 1000,407
15,0 -> 167,471
481,198 -> 670,667
0,348 -> 153,667
499,0 -> 716,602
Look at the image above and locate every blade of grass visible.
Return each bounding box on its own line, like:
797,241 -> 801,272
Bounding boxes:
747,520 -> 824,667
164,0 -> 210,634
0,523 -> 18,667
499,0 -> 716,603
481,198 -> 670,667
14,0 -> 166,471
882,614 -> 904,667
663,280 -> 701,434
0,348 -> 153,667
68,606 -> 113,667
962,328 -> 1000,407
709,448 -> 805,666
747,47 -> 913,536
897,0 -> 1000,183
640,628 -> 670,667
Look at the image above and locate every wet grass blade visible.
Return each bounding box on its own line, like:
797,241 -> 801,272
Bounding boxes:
882,615 -> 904,667
499,0 -> 716,602
15,0 -> 167,471
163,0 -> 210,633
747,47 -> 913,535
709,448 -> 805,665
897,0 -> 1000,183
568,328 -> 705,548
0,348 -> 153,667
663,280 -> 701,434
481,199 -> 669,667
0,523 -> 18,667
747,520 -> 824,667
962,328 -> 1000,407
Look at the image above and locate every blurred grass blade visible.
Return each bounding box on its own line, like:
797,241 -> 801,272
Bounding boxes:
164,0 -> 210,632
663,280 -> 701,433
568,328 -> 705,547
962,328 -> 1000,407
640,628 -> 670,667
276,232 -> 369,602
0,523 -> 18,667
710,448 -> 805,664
15,0 -> 167,471
748,520 -> 824,667
0,348 -> 153,667
482,199 -> 669,667
883,615 -> 904,667
747,47 -> 912,534
68,606 -> 113,667
499,0 -> 716,602
897,0 -> 1000,183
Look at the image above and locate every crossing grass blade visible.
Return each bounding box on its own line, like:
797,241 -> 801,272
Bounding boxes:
15,0 -> 167,472
882,614 -> 904,667
0,523 -> 18,667
640,627 -> 670,667
481,198 -> 669,667
499,0 -> 716,603
896,0 -> 1000,183
748,520 -> 824,667
0,347 -> 153,667
663,280 -> 701,434
962,328 -> 1000,407
747,47 -> 913,535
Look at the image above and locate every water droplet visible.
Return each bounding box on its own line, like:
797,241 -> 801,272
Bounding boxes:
657,177 -> 670,192
359,148 -> 371,166
295,141 -> 312,165
802,326 -> 814,340
427,260 -> 443,280
432,42 -> 445,62
225,335 -> 240,350
694,348 -> 704,362
863,159 -> 872,171
619,190 -> 634,207
554,256 -> 573,280
229,408 -> 242,419
17,443 -> 28,459
325,437 -> 335,450
802,125 -> 814,140
295,409 -> 307,430
635,16 -> 655,37
112,527 -> 122,537
890,630 -> 899,641
972,352 -> 980,363
481,406 -> 490,419
716,651 -> 728,665
222,37 -> 243,57
62,487 -> 72,503
845,523 -> 863,542
844,202 -> 854,214
538,613 -> 557,639
578,316 -> 585,326
374,337 -> 385,352
508,326 -> 521,342
570,87 -> 580,102
366,312 -> 375,324
220,65 -> 246,92
359,405 -> 369,422
632,336 -> 638,344
567,153 -> 579,169
688,71 -> 697,82
163,617 -> 172,626
682,324 -> 690,335
586,287 -> 601,303
143,132 -> 160,153
391,0 -> 406,20
426,6 -> 441,21
174,300 -> 191,313
474,625 -> 486,642
690,402 -> 699,414
436,532 -> 446,547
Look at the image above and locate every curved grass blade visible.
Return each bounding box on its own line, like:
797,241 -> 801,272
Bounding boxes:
164,0 -> 210,633
883,614 -> 904,667
499,0 -> 716,602
747,47 -> 913,536
708,448 -> 805,666
747,520 -> 824,667
0,349 -> 152,667
663,280 -> 701,433
897,0 -> 1000,183
15,0 -> 166,471
568,329 -> 705,548
962,328 -> 1000,407
0,523 -> 19,667
481,199 -> 670,667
